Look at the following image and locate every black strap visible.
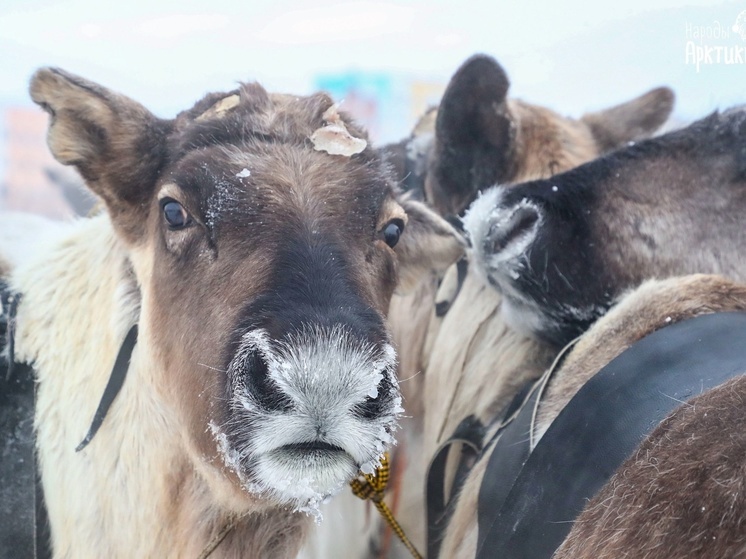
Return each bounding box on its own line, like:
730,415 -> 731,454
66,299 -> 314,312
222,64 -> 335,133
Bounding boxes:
426,415 -> 484,559
476,311 -> 746,559
426,354 -> 557,558
476,385 -> 541,551
426,334 -> 574,558
75,324 -> 138,451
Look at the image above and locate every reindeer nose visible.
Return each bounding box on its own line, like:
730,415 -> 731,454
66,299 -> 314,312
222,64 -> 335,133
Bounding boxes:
484,205 -> 540,256
241,349 -> 293,412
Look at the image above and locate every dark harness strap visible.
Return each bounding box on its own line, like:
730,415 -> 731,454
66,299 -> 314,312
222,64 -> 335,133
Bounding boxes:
426,415 -> 484,559
475,385 -> 541,546
476,311 -> 746,559
426,336 -> 575,558
425,388 -> 538,559
75,324 -> 138,452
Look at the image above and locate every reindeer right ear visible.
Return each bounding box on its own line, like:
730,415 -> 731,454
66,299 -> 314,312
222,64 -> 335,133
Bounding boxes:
580,87 -> 675,152
428,55 -> 515,216
29,68 -> 172,242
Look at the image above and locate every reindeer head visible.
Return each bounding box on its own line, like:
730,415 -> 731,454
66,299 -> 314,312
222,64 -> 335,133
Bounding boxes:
424,54 -> 675,218
30,68 -> 465,512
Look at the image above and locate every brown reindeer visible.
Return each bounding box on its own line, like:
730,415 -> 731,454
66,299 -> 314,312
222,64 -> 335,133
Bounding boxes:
454,108 -> 746,558
555,351 -> 746,558
558,374 -> 746,558
0,68 -> 465,559
366,54 -> 675,559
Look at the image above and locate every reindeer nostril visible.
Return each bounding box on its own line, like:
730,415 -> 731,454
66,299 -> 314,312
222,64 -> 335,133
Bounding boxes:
485,205 -> 539,255
243,350 -> 293,412
354,374 -> 394,419
356,395 -> 381,420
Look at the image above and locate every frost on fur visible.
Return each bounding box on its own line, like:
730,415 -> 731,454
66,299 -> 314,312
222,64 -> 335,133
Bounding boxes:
213,326 -> 401,516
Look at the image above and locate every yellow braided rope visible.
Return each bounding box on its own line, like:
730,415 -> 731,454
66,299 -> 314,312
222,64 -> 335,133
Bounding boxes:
350,452 -> 423,559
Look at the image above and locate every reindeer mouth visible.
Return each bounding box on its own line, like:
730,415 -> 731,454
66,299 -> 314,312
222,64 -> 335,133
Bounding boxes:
266,441 -> 354,470
280,441 -> 346,454
253,442 -> 361,513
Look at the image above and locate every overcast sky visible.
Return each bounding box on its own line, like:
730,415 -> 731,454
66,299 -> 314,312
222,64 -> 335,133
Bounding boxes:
1,0 -> 744,139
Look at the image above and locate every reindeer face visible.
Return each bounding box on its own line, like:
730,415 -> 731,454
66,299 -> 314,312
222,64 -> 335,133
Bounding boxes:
30,69 -> 465,511
147,137 -> 408,509
464,109 -> 746,346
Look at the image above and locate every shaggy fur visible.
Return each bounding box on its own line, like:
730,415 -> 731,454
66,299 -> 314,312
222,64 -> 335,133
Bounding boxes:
556,374 -> 746,558
3,68 -> 466,559
375,55 -> 674,559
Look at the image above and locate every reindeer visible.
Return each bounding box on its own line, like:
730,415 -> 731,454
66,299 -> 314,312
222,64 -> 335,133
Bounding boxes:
361,54 -> 675,558
447,107 -> 746,558
0,68 -> 465,559
440,274 -> 746,559
466,107 -> 746,346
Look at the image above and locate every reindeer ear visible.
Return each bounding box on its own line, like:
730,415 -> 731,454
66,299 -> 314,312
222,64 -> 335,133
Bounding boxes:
581,87 -> 675,152
395,196 -> 466,293
29,68 -> 171,242
428,55 -> 515,216
436,54 -> 512,148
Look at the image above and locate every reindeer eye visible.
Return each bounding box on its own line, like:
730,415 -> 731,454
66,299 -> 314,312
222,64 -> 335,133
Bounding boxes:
162,200 -> 190,229
381,219 -> 404,248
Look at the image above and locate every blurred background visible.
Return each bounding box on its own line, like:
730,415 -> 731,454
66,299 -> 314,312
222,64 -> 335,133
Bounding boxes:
1,0 -> 743,219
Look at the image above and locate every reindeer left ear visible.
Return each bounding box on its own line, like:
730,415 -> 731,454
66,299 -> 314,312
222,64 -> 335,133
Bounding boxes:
395,196 -> 467,293
29,67 -> 172,242
428,54 -> 515,216
581,87 -> 675,152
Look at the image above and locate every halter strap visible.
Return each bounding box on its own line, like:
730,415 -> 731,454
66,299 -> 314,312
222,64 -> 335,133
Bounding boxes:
425,335 -> 578,558
75,324 -> 138,451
